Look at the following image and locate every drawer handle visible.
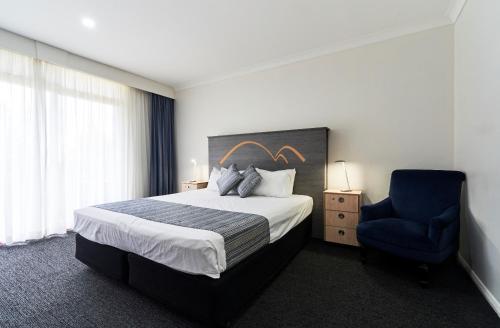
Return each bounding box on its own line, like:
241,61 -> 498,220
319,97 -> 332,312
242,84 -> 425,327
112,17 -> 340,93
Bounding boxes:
338,230 -> 345,236
338,197 -> 345,203
338,213 -> 345,219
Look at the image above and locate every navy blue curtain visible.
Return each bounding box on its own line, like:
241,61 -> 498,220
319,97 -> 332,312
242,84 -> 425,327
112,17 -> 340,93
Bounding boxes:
149,94 -> 176,196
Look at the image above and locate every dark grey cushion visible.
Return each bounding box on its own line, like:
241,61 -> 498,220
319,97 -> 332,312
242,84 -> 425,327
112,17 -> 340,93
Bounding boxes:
217,164 -> 243,196
219,167 -> 238,195
237,165 -> 262,198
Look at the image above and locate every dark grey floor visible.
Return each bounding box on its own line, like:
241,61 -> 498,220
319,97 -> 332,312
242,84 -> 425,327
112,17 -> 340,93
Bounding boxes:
0,234 -> 498,328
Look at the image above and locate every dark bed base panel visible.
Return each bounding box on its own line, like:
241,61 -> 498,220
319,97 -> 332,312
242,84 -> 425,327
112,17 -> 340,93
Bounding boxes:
128,216 -> 312,327
75,234 -> 129,282
74,216 -> 311,327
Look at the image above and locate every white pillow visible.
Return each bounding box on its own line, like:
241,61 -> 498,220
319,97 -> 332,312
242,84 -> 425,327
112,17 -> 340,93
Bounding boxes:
253,168 -> 296,198
207,167 -> 222,191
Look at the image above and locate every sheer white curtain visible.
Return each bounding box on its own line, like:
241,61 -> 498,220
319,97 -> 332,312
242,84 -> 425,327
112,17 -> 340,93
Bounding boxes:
0,48 -> 151,245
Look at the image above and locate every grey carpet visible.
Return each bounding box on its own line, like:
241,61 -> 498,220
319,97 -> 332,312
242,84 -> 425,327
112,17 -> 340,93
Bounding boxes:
0,234 -> 498,328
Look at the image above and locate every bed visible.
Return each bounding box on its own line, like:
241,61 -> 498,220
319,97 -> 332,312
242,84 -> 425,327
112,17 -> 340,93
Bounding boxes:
74,127 -> 328,327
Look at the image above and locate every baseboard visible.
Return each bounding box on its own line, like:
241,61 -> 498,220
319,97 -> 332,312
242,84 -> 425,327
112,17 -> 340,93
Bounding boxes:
457,254 -> 500,317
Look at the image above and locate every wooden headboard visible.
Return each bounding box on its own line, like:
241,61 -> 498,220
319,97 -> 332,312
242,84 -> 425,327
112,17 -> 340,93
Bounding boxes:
208,127 -> 329,238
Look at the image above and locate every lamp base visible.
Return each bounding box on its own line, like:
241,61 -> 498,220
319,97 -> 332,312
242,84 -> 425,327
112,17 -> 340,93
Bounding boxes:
340,189 -> 352,192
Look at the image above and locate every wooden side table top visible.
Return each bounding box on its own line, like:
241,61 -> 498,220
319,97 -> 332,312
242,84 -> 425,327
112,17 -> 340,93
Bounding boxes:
181,181 -> 208,192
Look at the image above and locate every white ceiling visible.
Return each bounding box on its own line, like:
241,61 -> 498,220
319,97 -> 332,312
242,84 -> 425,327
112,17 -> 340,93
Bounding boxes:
0,0 -> 464,90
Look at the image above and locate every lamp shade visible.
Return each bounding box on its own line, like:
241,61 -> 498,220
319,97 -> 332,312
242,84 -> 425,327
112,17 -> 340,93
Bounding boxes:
335,160 -> 351,192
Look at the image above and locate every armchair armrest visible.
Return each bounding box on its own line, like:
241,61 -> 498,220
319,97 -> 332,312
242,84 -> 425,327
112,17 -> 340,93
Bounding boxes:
428,205 -> 460,244
360,197 -> 393,223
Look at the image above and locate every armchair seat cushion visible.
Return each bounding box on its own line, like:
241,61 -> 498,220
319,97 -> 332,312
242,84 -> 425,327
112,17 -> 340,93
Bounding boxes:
357,218 -> 435,252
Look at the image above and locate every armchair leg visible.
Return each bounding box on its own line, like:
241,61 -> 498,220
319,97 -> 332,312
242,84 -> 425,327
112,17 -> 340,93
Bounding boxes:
417,263 -> 430,288
360,247 -> 368,264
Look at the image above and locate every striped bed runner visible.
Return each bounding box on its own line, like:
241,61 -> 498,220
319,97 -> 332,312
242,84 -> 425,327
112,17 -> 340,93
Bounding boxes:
95,198 -> 270,269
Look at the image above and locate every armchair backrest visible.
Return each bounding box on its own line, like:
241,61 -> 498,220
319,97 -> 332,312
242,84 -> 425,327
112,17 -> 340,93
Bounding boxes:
389,170 -> 465,223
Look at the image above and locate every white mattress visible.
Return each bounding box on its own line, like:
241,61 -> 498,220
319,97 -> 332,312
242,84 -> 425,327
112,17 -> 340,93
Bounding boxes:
73,189 -> 313,278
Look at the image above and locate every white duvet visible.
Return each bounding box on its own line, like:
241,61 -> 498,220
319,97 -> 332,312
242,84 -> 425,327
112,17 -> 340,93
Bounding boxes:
73,189 -> 313,278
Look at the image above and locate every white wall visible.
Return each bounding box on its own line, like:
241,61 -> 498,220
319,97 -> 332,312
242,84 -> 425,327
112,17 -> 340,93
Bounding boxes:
175,26 -> 454,203
455,0 -> 500,313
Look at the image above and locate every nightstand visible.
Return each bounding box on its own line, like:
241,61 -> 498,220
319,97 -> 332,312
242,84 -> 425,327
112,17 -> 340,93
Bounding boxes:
181,181 -> 208,192
323,190 -> 362,246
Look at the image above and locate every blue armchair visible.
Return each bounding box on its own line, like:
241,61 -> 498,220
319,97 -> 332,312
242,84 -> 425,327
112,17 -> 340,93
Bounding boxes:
357,170 -> 465,266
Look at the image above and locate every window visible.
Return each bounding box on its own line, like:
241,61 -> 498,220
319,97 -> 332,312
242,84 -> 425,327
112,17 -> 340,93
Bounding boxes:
0,49 -> 151,244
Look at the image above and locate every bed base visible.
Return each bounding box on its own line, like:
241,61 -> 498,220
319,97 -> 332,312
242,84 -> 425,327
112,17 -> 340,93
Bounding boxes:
75,216 -> 311,327
75,233 -> 129,281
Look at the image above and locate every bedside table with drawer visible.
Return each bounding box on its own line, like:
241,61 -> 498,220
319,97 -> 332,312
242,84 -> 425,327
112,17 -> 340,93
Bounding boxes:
323,190 -> 362,246
181,181 -> 208,192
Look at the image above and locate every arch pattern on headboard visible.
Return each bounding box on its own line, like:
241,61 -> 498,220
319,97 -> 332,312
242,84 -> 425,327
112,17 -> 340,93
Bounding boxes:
208,127 -> 329,239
